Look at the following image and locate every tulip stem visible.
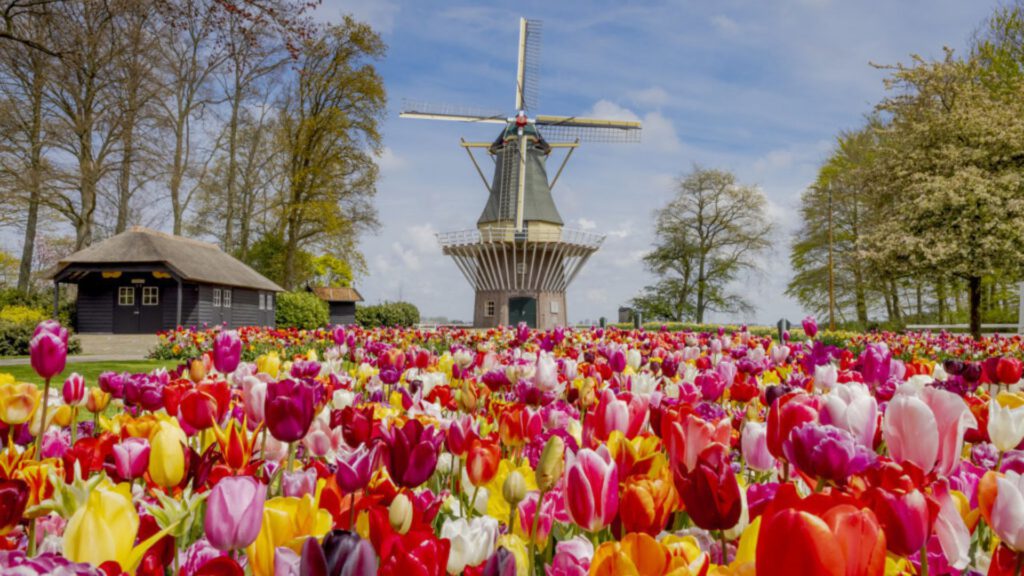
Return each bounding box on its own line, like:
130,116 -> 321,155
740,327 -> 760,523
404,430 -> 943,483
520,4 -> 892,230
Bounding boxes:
528,488 -> 548,576
468,483 -> 480,519
69,407 -> 77,446
34,377 -> 50,456
919,544 -> 928,576
26,518 -> 35,557
350,491 -> 356,530
92,409 -> 99,437
719,530 -> 728,565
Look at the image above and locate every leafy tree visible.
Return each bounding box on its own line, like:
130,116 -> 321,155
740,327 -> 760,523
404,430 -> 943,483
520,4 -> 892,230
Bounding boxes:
275,16 -> 385,289
311,254 -> 353,287
243,232 -> 312,288
634,166 -> 773,323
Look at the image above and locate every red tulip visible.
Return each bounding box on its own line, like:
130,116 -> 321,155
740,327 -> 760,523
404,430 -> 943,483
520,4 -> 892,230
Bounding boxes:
996,357 -> 1023,385
180,389 -> 219,431
767,391 -> 821,460
756,508 -> 844,576
382,419 -> 443,488
823,505 -> 887,576
465,436 -> 501,487
865,485 -> 933,558
0,479 -> 28,535
672,442 -> 742,531
62,373 -> 86,406
339,405 -> 375,448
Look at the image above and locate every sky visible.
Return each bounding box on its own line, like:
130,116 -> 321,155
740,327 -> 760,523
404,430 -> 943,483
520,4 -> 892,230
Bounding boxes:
316,0 -> 999,325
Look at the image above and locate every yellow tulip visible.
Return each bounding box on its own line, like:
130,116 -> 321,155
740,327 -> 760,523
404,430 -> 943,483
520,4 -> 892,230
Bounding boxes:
0,381 -> 39,425
62,481 -> 174,571
149,420 -> 187,488
51,405 -> 73,428
496,534 -> 530,576
256,352 -> 281,378
246,493 -> 332,576
487,459 -> 538,524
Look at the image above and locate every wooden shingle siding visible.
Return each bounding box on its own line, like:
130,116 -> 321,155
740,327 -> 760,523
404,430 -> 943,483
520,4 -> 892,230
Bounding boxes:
76,282 -> 114,333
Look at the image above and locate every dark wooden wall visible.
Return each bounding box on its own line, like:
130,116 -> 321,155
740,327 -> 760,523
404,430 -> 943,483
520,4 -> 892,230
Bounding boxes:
328,302 -> 356,325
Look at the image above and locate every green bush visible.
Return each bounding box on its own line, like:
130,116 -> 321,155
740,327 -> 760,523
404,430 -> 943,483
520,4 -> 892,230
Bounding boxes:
0,305 -> 46,325
275,291 -> 329,329
0,320 -> 82,357
355,301 -> 420,328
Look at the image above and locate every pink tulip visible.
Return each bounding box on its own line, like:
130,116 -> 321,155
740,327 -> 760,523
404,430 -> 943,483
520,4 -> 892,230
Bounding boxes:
282,469 -> 317,498
666,413 -> 732,474
565,447 -> 618,532
820,383 -> 877,449
335,444 -> 380,493
545,536 -> 593,576
695,372 -> 726,401
62,373 -> 85,406
589,389 -> 648,442
882,386 -> 975,476
983,471 -> 1024,552
112,437 -> 150,481
204,476 -> 267,551
802,316 -> 818,339
30,328 -> 67,380
609,348 -> 626,373
741,421 -> 775,472
212,330 -> 242,374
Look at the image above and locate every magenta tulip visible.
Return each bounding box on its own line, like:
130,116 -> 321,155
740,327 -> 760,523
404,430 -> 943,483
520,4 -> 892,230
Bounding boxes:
62,373 -> 85,406
204,476 -> 267,551
112,437 -> 151,481
783,422 -> 875,483
335,444 -> 380,493
265,379 -> 317,443
382,419 -> 442,488
213,330 -> 242,374
565,447 -> 619,532
695,372 -> 726,401
802,315 -> 818,339
30,329 -> 66,380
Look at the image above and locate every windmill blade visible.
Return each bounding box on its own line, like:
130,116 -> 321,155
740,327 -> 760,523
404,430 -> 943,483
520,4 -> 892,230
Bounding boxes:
400,100 -> 508,124
515,18 -> 542,112
534,115 -> 642,143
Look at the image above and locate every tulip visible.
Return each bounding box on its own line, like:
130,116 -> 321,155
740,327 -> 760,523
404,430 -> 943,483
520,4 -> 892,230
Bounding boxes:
989,396 -> 1024,454
675,442 -> 743,532
299,530 -> 378,576
62,373 -> 85,406
205,476 -> 267,551
482,546 -> 517,576
865,484 -> 931,558
820,383 -> 877,449
466,436 -> 501,487
246,494 -> 333,576
814,363 -> 838,391
112,437 -> 150,481
783,423 -> 875,484
766,391 -> 821,461
802,316 -> 818,339
149,420 -> 187,488
547,536 -> 593,576
536,435 -> 565,493
565,447 -> 618,532
440,516 -> 500,574
620,468 -> 678,536
756,508 -> 844,576
265,379 -> 317,443
86,387 -> 111,414
996,357 -> 1024,386
980,470 -> 1024,552
282,469 -> 317,499
695,371 -> 726,401
741,421 -> 775,472
591,532 -> 708,576
859,343 -> 891,388
882,386 -> 975,476
213,418 -> 259,471
30,322 -> 67,380
382,419 -> 442,488
213,330 -> 242,374
0,479 -> 28,535
335,444 -> 380,493
256,352 -> 281,378
0,381 -> 39,426
389,493 -> 413,534
664,412 -> 731,474
179,389 -> 220,431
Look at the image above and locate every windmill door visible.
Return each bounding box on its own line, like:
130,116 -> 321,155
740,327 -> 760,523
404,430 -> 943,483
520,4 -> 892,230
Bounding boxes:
508,297 -> 537,328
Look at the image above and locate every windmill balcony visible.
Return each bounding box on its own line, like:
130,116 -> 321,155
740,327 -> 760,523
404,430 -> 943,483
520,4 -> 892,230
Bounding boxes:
436,226 -> 605,249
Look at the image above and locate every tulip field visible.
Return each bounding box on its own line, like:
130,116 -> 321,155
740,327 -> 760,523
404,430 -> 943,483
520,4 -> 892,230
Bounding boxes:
3,320 -> 1024,575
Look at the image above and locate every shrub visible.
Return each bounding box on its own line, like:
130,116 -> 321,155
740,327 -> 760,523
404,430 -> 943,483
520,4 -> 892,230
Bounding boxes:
0,305 -> 46,325
275,291 -> 329,329
355,301 -> 420,328
0,320 -> 81,357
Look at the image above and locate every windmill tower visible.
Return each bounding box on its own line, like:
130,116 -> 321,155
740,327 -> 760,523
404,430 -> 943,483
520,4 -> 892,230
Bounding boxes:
401,18 -> 641,329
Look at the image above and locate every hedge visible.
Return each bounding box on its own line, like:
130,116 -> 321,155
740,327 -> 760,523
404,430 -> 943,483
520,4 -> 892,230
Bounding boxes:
355,301 -> 420,328
275,292 -> 329,329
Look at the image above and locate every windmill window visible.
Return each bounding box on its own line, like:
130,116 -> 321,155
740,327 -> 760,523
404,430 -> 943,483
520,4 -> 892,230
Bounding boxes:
212,288 -> 221,308
142,286 -> 159,306
485,301 -> 495,317
550,301 -> 560,314
118,287 -> 134,306
516,262 -> 525,274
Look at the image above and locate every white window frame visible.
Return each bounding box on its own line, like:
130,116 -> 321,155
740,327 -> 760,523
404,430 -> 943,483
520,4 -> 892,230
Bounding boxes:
267,294 -> 273,310
142,286 -> 159,306
222,289 -> 232,308
485,300 -> 495,317
258,292 -> 265,310
212,288 -> 221,307
118,286 -> 135,306
550,301 -> 560,314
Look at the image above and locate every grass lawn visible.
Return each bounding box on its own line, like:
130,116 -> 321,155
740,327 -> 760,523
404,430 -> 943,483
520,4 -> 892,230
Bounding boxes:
0,359 -> 180,385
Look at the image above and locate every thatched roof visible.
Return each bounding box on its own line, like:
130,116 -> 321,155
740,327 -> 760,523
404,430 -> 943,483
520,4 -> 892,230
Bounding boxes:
55,227 -> 284,292
311,286 -> 363,303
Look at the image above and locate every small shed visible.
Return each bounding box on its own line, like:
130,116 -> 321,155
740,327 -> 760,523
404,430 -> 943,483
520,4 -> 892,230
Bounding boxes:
310,286 -> 363,325
52,227 -> 284,334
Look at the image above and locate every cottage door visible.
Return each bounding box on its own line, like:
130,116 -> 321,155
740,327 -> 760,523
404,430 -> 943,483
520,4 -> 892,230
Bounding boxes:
113,285 -> 141,333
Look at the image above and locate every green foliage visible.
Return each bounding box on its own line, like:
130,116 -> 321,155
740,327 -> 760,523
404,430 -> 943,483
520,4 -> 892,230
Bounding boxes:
0,305 -> 46,325
275,291 -> 329,329
243,234 -> 313,288
355,301 -> 420,328
311,254 -> 353,287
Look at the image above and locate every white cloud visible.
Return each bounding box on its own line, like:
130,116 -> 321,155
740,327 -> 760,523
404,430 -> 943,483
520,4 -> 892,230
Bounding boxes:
377,147 -> 405,174
408,223 -> 438,253
588,100 -> 641,123
391,242 -> 422,270
628,86 -> 671,108
577,217 -> 596,230
586,101 -> 682,153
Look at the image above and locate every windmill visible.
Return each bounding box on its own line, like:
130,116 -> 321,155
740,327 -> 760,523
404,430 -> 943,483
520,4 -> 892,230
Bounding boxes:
401,18 -> 641,329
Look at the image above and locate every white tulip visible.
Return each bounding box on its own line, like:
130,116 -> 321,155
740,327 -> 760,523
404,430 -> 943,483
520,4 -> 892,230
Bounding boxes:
441,516 -> 499,574
988,399 -> 1024,453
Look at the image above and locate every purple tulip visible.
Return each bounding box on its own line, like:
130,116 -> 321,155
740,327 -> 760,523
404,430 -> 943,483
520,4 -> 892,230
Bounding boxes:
0,550 -> 102,576
265,379 -> 317,443
98,372 -> 128,399
516,322 -> 530,343
204,476 -> 267,551
802,316 -> 818,339
112,437 -> 150,481
335,444 -> 380,493
62,373 -> 85,406
482,547 -> 517,576
859,343 -> 892,388
299,530 -> 377,576
609,348 -> 626,373
332,326 -> 347,346
290,360 -> 321,380
123,374 -> 164,411
382,419 -> 442,488
282,469 -> 317,498
29,330 -> 66,380
212,330 -> 241,374
783,422 -> 875,484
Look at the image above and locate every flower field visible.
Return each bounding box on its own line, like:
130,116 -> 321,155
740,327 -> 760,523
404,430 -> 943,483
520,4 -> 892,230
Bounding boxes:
1,319 -> 1024,574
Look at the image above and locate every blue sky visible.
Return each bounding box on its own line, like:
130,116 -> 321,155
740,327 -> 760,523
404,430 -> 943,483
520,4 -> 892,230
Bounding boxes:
318,0 -> 998,325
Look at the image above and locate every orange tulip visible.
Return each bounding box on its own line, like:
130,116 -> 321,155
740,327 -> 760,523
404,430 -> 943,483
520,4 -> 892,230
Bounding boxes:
608,431 -> 665,479
620,468 -> 679,536
465,436 -> 501,487
592,532 -> 708,576
0,382 -> 39,425
823,505 -> 887,576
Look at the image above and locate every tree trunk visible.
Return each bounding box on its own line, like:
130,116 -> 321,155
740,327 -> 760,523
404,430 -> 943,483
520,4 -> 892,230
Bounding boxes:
223,78 -> 241,250
936,280 -> 947,324
968,275 -> 982,341
116,119 -> 135,233
17,59 -> 45,292
889,279 -> 902,323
